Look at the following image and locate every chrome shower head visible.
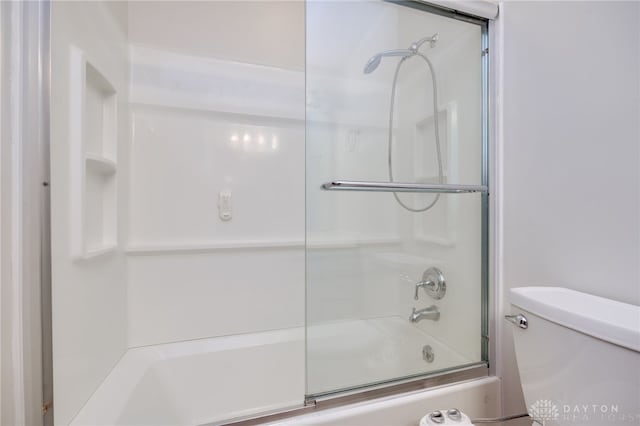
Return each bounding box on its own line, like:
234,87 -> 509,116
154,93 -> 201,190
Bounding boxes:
363,55 -> 382,74
364,34 -> 440,74
362,49 -> 413,74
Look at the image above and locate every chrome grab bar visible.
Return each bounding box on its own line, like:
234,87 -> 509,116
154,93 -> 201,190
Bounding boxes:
321,180 -> 488,194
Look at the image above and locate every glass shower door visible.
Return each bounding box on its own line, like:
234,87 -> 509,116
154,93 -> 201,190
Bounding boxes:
305,1 -> 488,396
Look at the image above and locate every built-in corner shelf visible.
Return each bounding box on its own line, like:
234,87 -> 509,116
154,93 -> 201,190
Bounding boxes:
69,46 -> 119,261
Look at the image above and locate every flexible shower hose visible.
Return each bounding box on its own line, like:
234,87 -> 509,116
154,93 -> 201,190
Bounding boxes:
387,53 -> 443,212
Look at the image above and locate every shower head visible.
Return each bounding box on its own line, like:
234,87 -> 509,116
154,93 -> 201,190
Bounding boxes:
363,55 -> 382,74
363,49 -> 413,74
364,34 -> 440,74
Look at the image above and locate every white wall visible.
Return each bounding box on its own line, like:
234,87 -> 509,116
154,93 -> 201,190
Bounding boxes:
50,2 -> 129,424
497,0 -> 640,416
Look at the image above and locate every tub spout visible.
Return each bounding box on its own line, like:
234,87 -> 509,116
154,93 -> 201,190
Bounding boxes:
409,305 -> 440,323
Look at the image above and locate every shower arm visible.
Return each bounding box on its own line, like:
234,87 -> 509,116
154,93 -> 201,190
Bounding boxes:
377,49 -> 414,58
410,33 -> 439,52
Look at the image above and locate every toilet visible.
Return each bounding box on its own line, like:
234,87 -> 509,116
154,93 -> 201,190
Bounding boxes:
421,286 -> 640,425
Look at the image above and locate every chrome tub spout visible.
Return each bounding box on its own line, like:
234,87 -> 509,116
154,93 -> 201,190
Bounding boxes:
409,305 -> 440,323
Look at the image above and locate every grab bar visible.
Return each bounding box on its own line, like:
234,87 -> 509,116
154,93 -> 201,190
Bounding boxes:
321,181 -> 488,194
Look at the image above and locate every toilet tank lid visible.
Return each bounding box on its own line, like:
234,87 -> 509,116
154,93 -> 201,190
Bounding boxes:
510,287 -> 640,352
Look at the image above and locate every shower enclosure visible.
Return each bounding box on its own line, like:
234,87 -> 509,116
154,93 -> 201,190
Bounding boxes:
46,1 -> 489,424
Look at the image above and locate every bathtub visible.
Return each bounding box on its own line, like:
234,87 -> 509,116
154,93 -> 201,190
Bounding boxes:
269,377 -> 501,426
71,317 -> 488,425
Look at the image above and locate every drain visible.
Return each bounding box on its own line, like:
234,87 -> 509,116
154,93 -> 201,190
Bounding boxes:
422,344 -> 434,363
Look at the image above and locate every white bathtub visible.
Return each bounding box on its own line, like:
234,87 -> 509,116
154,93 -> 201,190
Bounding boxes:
307,317 -> 473,394
269,377 -> 501,426
71,327 -> 305,425
71,317 -> 486,425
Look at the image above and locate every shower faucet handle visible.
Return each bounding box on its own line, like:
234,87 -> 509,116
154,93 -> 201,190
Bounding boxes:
414,267 -> 446,300
414,281 -> 433,300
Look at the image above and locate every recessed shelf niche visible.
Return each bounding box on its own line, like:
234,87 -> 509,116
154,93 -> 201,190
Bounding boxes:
70,47 -> 118,260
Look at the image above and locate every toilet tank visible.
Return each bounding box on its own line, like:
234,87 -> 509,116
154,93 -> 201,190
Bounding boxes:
508,287 -> 640,425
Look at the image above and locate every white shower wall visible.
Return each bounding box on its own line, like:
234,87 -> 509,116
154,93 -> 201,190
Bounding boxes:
124,2 -> 306,347
51,3 -> 308,423
398,23 -> 483,363
50,2 -> 130,424
123,0 -> 482,350
126,1 -> 304,71
124,48 -> 307,347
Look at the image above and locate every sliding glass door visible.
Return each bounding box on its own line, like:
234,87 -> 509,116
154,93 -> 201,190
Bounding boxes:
305,0 -> 488,396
